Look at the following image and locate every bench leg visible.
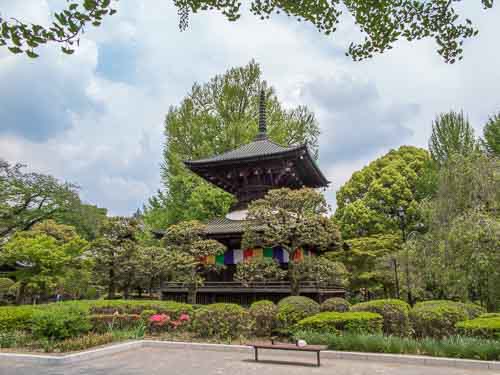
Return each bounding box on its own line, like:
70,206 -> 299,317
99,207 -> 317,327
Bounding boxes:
255,348 -> 258,362
317,351 -> 320,367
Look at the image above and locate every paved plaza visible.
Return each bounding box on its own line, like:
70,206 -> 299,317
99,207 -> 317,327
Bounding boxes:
1,347 -> 498,375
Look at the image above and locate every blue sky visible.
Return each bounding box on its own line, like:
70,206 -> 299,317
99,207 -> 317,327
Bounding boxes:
1,1 -> 499,215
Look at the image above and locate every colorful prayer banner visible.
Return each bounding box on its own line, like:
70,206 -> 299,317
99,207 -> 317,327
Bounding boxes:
243,248 -> 253,260
206,255 -> 215,265
263,247 -> 273,258
215,254 -> 225,265
233,249 -> 243,264
253,248 -> 263,258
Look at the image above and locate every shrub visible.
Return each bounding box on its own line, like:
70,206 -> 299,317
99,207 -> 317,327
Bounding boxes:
49,333 -> 114,353
351,299 -> 410,336
277,296 -> 320,328
321,298 -> 351,313
461,303 -> 486,319
87,300 -> 193,318
410,300 -> 469,338
295,312 -> 383,335
456,316 -> 500,339
479,313 -> 500,319
0,331 -> 32,348
140,309 -> 157,321
31,306 -> 91,340
90,314 -> 141,333
0,305 -> 37,332
249,300 -> 278,337
294,331 -> 500,361
191,303 -> 253,341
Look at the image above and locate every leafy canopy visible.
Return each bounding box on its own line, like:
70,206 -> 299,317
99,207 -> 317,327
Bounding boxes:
0,220 -> 89,300
429,111 -> 477,165
0,159 -> 80,242
482,113 -> 500,157
334,146 -> 433,239
0,1 -> 494,63
242,187 -> 341,252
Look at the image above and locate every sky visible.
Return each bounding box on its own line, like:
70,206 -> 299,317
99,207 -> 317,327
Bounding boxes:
1,1 -> 499,216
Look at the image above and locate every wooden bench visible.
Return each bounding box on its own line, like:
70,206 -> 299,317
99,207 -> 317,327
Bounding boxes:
250,343 -> 328,367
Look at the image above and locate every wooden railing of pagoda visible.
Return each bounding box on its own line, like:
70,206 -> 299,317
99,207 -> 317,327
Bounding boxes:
160,281 -> 345,304
161,280 -> 343,293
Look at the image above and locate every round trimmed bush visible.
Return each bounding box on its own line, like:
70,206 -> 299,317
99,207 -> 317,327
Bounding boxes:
321,298 -> 351,313
295,311 -> 383,335
351,299 -> 410,336
31,305 -> 91,340
456,316 -> 500,339
410,300 -> 469,338
249,300 -> 278,337
191,303 -> 253,341
277,296 -> 320,328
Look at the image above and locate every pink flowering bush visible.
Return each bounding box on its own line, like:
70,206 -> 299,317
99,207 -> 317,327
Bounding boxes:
148,313 -> 190,334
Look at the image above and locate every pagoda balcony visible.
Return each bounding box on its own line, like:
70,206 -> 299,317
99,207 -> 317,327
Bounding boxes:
160,281 -> 345,305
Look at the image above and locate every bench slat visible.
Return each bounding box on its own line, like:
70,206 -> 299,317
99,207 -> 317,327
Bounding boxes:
251,344 -> 327,352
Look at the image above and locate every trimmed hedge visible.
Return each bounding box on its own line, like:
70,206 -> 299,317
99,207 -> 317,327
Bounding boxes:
321,298 -> 351,313
191,303 -> 253,341
410,300 -> 470,338
85,300 -> 193,318
351,299 -> 410,336
31,305 -> 91,341
295,312 -> 383,335
0,305 -> 37,332
249,300 -> 277,337
456,316 -> 500,339
277,296 -> 320,328
90,314 -> 142,333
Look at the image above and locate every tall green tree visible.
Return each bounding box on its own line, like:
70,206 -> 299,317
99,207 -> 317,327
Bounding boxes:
54,202 -> 107,241
162,220 -> 226,303
334,146 -> 433,239
482,113 -> 500,157
0,160 -> 79,242
1,1 -> 494,63
89,217 -> 142,299
428,111 -> 477,165
406,153 -> 500,309
150,60 -> 320,229
0,220 -> 89,304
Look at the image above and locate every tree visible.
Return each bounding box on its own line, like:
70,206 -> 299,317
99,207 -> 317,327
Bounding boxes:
429,111 -> 477,165
289,256 -> 348,295
234,258 -> 286,287
89,217 -> 142,299
0,160 -> 79,242
242,187 -> 341,295
243,188 -> 341,253
334,146 -> 433,239
151,60 -> 320,228
0,220 -> 89,304
482,113 -> 500,157
1,1 -> 494,63
326,234 -> 402,300
162,220 -> 226,303
406,153 -> 500,309
54,202 -> 107,241
137,246 -> 170,297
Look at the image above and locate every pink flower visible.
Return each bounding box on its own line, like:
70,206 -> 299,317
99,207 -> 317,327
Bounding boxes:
149,314 -> 170,325
179,313 -> 190,322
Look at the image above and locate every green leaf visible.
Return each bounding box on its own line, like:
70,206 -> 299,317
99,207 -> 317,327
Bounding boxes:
26,50 -> 39,58
8,46 -> 23,54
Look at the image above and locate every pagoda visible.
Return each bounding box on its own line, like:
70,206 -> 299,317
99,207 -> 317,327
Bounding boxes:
161,91 -> 344,304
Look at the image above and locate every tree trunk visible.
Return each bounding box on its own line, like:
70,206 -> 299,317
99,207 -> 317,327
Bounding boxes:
16,282 -> 26,305
392,258 -> 400,299
108,269 -> 116,299
187,287 -> 197,304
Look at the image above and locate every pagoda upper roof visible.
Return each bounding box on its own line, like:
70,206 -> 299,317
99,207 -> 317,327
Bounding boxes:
185,138 -> 301,166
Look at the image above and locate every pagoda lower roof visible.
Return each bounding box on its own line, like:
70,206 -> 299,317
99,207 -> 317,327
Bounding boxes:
204,217 -> 249,235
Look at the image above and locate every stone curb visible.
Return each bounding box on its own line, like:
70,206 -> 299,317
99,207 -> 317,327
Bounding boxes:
0,339 -> 498,370
0,340 -> 144,365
